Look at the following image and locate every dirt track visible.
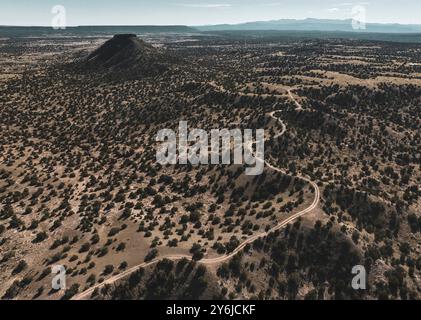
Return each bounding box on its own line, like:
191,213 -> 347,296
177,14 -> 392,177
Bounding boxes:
72,93 -> 320,300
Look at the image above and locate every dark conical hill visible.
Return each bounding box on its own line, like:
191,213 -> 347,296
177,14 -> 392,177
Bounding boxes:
82,34 -> 177,78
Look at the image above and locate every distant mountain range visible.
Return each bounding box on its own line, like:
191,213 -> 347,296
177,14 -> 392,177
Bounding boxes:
2,19 -> 421,38
195,18 -> 421,33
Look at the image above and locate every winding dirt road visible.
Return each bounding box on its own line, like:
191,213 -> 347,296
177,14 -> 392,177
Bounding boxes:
72,92 -> 320,300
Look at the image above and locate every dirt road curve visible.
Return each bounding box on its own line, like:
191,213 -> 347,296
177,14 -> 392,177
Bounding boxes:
72,93 -> 320,300
288,89 -> 303,111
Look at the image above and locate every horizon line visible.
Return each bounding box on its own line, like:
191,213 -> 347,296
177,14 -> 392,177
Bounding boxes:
2,17 -> 421,28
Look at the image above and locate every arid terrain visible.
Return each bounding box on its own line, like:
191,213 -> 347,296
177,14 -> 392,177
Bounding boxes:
0,32 -> 420,300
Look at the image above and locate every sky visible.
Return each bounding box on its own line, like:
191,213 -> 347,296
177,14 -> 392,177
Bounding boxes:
1,0 -> 421,26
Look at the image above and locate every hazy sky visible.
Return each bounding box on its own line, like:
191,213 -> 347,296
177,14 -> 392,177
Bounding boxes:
1,0 -> 421,26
